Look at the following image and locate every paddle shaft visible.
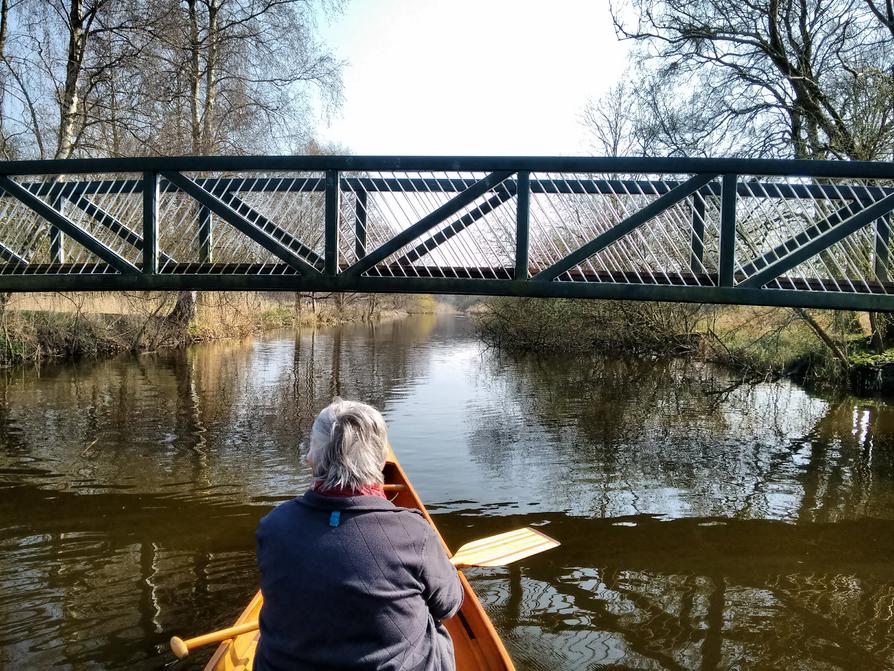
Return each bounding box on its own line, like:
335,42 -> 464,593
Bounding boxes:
170,620 -> 260,659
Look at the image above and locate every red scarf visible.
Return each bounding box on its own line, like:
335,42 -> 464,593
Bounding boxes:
312,481 -> 386,499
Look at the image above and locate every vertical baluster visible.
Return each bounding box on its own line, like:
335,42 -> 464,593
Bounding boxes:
689,189 -> 705,273
876,212 -> 891,284
325,170 -> 339,275
719,174 -> 737,287
515,171 -> 529,280
198,205 -> 213,263
50,189 -> 65,264
355,187 -> 367,259
143,171 -> 158,274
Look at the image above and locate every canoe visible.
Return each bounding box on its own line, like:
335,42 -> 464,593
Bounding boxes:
204,450 -> 515,671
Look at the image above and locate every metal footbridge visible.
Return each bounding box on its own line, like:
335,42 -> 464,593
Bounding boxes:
0,155 -> 893,311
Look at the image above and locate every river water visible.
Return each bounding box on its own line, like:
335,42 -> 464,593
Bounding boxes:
2,314 -> 894,670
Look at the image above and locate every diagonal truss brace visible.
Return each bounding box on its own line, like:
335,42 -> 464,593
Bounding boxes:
216,191 -> 324,268
161,171 -> 322,276
740,200 -> 862,277
740,193 -> 894,288
0,240 -> 25,264
0,176 -> 139,274
343,171 -> 515,277
394,188 -> 516,266
69,195 -> 177,266
533,173 -> 718,282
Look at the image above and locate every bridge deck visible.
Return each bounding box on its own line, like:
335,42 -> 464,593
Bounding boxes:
0,155 -> 892,311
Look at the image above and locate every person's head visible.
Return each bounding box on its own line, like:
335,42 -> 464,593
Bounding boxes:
306,398 -> 389,490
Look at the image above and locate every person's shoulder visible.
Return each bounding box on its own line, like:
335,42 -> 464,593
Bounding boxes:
385,505 -> 433,533
258,496 -> 304,532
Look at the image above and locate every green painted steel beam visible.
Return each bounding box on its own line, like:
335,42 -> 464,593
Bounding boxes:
719,174 -> 737,287
9,175 -> 893,202
143,171 -> 158,275
515,172 -> 530,281
325,170 -> 339,275
3,154 -> 894,181
0,272 -> 890,312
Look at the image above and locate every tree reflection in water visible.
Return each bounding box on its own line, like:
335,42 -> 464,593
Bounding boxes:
453,352 -> 894,670
1,315 -> 894,669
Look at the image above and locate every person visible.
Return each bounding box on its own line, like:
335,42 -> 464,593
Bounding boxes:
254,398 -> 463,671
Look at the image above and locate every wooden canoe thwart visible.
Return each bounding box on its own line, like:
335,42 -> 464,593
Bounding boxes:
195,451 -> 557,670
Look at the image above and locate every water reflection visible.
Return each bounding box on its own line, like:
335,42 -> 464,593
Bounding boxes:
0,314 -> 893,669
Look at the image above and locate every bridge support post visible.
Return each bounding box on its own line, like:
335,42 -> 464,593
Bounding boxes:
198,205 -> 213,263
325,170 -> 340,275
355,188 -> 367,258
719,174 -> 737,287
689,190 -> 705,272
876,213 -> 890,283
50,192 -> 65,264
143,171 -> 158,274
515,171 -> 530,280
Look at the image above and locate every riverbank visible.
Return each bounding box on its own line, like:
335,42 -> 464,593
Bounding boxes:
473,297 -> 893,394
0,292 -> 438,367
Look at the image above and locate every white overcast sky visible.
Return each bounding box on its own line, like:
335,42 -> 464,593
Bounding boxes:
316,1 -> 629,156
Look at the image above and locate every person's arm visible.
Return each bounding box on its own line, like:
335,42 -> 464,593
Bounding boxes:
419,526 -> 464,621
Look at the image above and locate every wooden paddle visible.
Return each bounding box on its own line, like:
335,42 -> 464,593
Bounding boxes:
170,527 -> 558,659
448,526 -> 559,568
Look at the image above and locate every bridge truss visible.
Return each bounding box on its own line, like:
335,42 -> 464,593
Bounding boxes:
0,155 -> 893,311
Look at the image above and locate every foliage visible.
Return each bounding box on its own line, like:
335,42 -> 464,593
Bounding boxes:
475,297 -> 705,355
473,298 -> 894,389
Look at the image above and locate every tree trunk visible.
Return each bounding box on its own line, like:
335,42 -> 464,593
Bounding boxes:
869,312 -> 894,353
795,308 -> 850,366
0,0 -> 9,158
56,0 -> 87,160
166,290 -> 197,332
166,0 -> 219,333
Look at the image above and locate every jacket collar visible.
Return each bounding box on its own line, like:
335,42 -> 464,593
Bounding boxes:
297,489 -> 399,512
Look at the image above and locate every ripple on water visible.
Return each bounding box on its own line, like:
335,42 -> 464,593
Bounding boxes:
4,317 -> 894,670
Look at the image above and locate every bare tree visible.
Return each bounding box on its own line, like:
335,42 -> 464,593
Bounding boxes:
582,80 -> 641,157
597,0 -> 894,354
609,0 -> 894,160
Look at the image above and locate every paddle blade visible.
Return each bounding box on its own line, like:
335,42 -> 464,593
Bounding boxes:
450,527 -> 559,568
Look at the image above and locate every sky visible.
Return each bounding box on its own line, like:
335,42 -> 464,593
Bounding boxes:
316,1 -> 629,156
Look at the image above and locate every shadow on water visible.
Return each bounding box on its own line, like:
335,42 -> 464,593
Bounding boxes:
2,314 -> 894,669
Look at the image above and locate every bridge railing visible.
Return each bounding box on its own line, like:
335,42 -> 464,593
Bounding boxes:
0,155 -> 892,311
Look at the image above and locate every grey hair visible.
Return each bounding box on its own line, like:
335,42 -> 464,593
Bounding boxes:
307,398 -> 389,491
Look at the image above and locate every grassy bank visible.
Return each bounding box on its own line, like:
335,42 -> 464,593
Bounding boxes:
473,297 -> 888,392
0,292 -> 438,367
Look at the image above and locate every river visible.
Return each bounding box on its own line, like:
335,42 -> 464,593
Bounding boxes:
1,314 -> 894,670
